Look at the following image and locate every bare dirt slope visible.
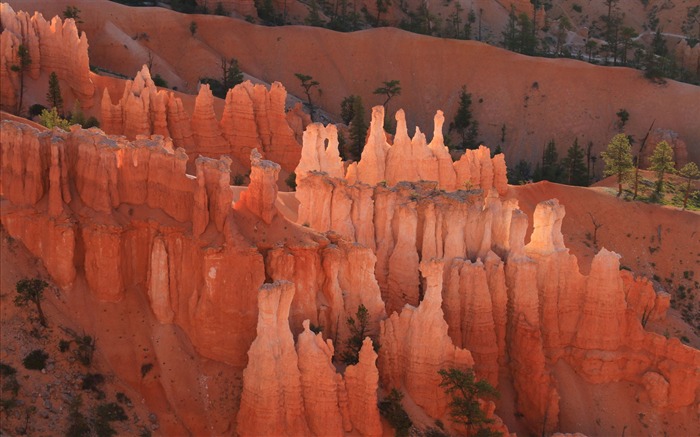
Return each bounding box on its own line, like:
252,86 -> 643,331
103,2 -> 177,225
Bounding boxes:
8,0 -> 700,168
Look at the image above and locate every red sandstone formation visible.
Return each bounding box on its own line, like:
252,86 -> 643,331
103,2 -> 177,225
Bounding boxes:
237,281 -> 310,437
379,259 -> 474,418
0,4 -> 94,111
101,68 -> 302,173
298,105 -> 508,195
1,117 -> 698,436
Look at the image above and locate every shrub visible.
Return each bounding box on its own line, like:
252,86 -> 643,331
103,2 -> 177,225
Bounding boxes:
0,362 -> 16,377
84,116 -> 100,128
67,395 -> 90,437
153,74 -> 168,88
22,349 -> 49,370
285,172 -> 297,191
29,103 -> 47,117
81,373 -> 105,394
140,363 -> 153,378
378,389 -> 412,437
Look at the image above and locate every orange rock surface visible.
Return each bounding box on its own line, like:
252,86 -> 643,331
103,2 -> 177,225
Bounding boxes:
101,68 -> 302,173
0,3 -> 94,111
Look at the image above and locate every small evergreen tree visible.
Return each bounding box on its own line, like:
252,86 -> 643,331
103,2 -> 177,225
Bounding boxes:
348,96 -> 367,160
15,279 -> 49,327
340,304 -> 371,365
221,57 -> 244,89
373,80 -> 401,130
678,162 -> 700,209
11,44 -> 32,115
648,141 -> 675,193
62,6 -> 82,23
562,138 -> 588,186
438,368 -> 501,436
537,140 -> 563,182
378,389 -> 412,437
189,21 -> 198,36
294,73 -> 320,121
601,133 -> 634,196
449,86 -> 478,150
46,72 -> 63,114
340,95 -> 358,125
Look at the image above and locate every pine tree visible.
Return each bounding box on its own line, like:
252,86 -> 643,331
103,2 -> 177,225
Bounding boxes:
450,86 -> 478,150
601,133 -> 634,196
349,96 -> 367,160
438,368 -> 501,436
15,279 -> 49,327
648,141 -> 675,193
46,72 -> 63,114
678,162 -> 700,209
295,73 -> 320,122
539,140 -> 562,182
11,44 -> 32,115
562,138 -> 588,186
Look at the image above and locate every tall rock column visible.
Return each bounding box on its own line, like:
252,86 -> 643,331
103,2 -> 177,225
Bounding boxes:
237,149 -> 280,224
236,281 -> 310,437
379,259 -> 474,418
344,338 -> 383,437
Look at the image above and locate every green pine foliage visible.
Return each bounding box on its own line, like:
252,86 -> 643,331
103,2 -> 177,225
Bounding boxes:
648,141 -> 675,193
449,86 -> 478,150
562,138 -> 589,186
601,133 -> 634,196
438,368 -> 502,436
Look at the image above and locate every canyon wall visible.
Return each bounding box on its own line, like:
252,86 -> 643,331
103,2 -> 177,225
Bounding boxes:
0,3 -> 94,111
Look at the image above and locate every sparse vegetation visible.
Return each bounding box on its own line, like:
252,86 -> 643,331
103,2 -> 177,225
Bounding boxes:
602,134 -> 634,196
339,304 -> 373,365
439,368 -> 501,436
648,141 -> 674,193
47,72 -> 64,114
378,389 -> 412,437
449,85 -> 479,150
189,20 -> 197,36
15,278 -> 49,327
39,107 -> 72,131
63,6 -> 83,23
285,172 -> 297,191
22,349 -> 49,370
10,44 -> 32,115
295,73 -> 321,122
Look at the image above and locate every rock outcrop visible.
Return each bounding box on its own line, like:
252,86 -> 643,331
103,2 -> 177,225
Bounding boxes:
102,67 -> 302,173
379,259 -> 474,418
237,149 -> 280,224
237,281 -> 310,437
298,105 -> 508,196
0,4 -> 94,111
